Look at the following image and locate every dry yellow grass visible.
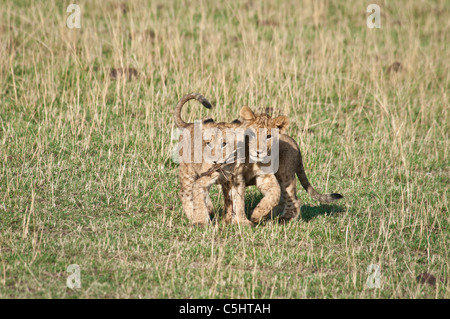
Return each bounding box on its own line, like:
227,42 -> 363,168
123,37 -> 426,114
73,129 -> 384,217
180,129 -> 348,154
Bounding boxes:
0,0 -> 448,298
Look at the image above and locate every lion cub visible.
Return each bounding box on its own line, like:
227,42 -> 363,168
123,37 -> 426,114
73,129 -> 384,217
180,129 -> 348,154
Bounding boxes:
174,93 -> 249,226
190,121 -> 251,226
223,107 -> 290,224
224,108 -> 343,223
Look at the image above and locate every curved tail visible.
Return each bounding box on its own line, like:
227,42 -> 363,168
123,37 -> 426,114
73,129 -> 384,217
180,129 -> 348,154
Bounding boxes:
174,93 -> 213,128
296,153 -> 343,204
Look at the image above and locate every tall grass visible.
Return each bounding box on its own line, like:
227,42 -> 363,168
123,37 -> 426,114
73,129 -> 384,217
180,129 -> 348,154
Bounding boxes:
0,0 -> 448,298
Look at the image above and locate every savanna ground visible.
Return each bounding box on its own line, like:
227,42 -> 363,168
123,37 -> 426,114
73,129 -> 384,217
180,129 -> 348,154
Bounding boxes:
0,0 -> 448,299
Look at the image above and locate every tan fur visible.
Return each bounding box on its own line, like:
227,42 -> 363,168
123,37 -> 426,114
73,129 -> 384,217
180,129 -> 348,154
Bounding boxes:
175,94 -> 251,226
223,107 -> 290,224
265,133 -> 343,223
223,109 -> 343,224
189,121 -> 251,226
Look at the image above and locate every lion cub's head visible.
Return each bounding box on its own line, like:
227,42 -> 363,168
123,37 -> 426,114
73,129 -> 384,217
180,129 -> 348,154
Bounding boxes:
239,106 -> 289,162
202,121 -> 241,165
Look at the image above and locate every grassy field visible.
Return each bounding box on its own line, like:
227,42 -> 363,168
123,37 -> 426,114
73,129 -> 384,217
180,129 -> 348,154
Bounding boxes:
0,0 -> 448,298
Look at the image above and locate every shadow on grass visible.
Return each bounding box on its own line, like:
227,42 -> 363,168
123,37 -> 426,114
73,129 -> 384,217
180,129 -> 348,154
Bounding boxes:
214,190 -> 345,224
299,204 -> 345,222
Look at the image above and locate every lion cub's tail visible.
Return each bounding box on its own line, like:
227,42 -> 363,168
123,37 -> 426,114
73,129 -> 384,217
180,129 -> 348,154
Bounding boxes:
296,154 -> 343,204
174,93 -> 213,128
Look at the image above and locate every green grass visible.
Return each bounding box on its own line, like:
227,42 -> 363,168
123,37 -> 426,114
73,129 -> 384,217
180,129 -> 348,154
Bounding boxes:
0,0 -> 449,298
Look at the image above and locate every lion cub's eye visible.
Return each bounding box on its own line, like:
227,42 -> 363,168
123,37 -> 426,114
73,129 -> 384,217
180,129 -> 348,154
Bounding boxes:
206,142 -> 213,148
267,134 -> 272,139
222,142 -> 227,148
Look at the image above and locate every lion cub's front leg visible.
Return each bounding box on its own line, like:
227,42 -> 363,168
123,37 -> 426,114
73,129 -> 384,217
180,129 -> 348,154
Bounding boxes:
191,175 -> 218,226
222,177 -> 253,227
179,173 -> 195,221
250,174 -> 281,223
221,181 -> 234,223
231,174 -> 254,226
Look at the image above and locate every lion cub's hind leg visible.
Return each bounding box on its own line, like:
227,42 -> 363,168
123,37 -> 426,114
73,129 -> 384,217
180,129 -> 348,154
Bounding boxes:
278,177 -> 301,223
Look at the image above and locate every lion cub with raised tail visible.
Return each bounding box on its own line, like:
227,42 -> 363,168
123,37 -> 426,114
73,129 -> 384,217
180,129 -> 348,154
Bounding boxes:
174,93 -> 250,226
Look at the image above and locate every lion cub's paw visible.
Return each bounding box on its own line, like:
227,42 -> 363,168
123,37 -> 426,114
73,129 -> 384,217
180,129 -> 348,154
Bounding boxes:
250,215 -> 264,224
191,221 -> 211,228
232,219 -> 255,227
278,216 -> 293,224
223,215 -> 233,224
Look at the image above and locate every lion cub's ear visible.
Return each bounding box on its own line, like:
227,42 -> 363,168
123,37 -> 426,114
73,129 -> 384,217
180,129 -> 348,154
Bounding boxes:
239,106 -> 256,121
273,116 -> 289,133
